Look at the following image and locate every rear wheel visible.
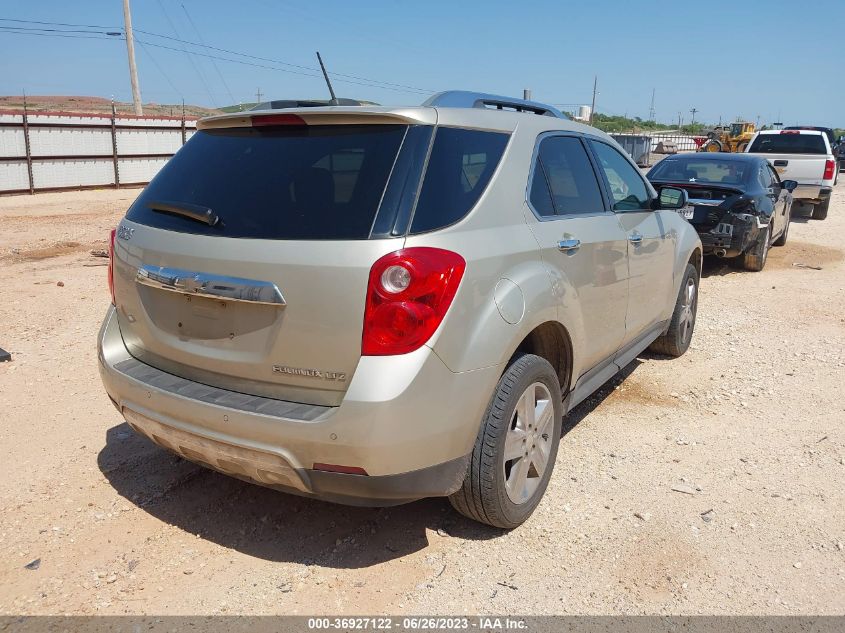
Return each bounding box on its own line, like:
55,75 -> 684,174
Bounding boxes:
649,263 -> 699,357
742,224 -> 771,271
737,141 -> 749,153
812,198 -> 830,220
449,354 -> 562,529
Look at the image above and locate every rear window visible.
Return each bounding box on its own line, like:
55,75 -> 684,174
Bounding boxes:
749,133 -> 827,154
649,158 -> 751,185
409,127 -> 509,234
125,125 -> 407,240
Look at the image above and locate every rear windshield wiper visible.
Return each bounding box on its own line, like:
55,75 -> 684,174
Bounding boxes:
149,201 -> 220,227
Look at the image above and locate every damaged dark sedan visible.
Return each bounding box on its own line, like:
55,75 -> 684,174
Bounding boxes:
647,153 -> 796,271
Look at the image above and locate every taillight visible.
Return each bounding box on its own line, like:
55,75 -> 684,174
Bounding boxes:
107,228 -> 116,305
823,159 -> 835,180
251,113 -> 306,127
362,247 -> 466,356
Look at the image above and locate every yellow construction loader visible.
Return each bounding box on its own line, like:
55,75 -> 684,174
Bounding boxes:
700,121 -> 757,153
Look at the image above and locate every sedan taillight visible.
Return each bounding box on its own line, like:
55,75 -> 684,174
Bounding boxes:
362,247 -> 465,356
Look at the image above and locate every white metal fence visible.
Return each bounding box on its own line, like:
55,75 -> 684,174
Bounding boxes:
0,110 -> 198,195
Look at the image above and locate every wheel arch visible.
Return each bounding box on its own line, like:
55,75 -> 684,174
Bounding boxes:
689,246 -> 703,276
507,321 -> 574,397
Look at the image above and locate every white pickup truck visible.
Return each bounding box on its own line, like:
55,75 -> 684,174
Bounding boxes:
746,129 -> 837,220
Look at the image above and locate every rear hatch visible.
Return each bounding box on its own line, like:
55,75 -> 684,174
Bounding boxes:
112,108 -> 511,407
747,132 -> 830,185
113,113 -> 431,407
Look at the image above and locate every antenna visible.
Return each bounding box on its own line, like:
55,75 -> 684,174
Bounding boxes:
316,51 -> 338,106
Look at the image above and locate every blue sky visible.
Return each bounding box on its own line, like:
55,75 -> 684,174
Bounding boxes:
1,0 -> 842,127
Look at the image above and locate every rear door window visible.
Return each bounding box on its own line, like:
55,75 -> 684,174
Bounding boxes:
757,164 -> 773,190
125,125 -> 407,240
590,141 -> 651,211
530,136 -> 605,216
409,127 -> 509,234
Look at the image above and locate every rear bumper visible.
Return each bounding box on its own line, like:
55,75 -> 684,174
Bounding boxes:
694,215 -> 762,258
792,185 -> 832,203
98,306 -> 499,505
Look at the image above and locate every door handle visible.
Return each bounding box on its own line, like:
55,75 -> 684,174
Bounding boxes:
628,231 -> 643,245
557,238 -> 581,252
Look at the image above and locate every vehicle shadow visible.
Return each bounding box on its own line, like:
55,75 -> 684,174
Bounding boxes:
701,256 -> 738,278
98,423 -> 502,569
564,359 -> 642,430
99,356 -> 632,568
789,202 -> 814,224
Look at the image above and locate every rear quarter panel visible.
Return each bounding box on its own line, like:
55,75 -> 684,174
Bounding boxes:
406,123 -> 591,382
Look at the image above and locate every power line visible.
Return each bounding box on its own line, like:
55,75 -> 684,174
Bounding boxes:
134,38 -> 430,95
136,40 -> 183,100
0,17 -> 435,96
0,28 -> 117,41
155,0 -> 217,107
0,25 -> 119,35
132,27 -> 433,93
0,18 -> 120,29
180,3 -> 236,106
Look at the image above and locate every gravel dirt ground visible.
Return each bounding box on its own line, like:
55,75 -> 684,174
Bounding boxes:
0,184 -> 843,616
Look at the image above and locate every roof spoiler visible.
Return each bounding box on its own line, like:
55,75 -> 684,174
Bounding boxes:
423,90 -> 568,120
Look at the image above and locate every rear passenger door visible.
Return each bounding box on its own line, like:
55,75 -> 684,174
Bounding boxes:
589,139 -> 675,352
764,163 -> 788,237
524,134 -> 629,379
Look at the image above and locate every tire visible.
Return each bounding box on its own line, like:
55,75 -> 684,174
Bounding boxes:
703,139 -> 722,153
742,224 -> 771,272
649,263 -> 699,358
812,198 -> 829,220
449,354 -> 562,529
737,141 -> 749,153
773,206 -> 791,246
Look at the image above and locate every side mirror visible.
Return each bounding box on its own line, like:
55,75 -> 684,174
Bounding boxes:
781,179 -> 798,193
658,186 -> 689,210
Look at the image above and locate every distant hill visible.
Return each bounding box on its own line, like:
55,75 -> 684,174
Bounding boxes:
0,95 -> 223,118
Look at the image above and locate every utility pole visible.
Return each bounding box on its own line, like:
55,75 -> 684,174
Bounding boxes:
648,88 -> 655,121
122,0 -> 143,116
678,112 -> 683,131
256,88 -> 263,103
589,75 -> 597,125
689,107 -> 698,127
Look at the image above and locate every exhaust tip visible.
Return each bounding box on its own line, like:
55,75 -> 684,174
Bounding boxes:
714,248 -> 727,258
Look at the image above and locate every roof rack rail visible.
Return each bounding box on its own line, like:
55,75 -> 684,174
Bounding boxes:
422,90 -> 568,120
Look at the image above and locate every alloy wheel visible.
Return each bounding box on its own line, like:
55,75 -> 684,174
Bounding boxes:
679,277 -> 697,345
503,382 -> 554,504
